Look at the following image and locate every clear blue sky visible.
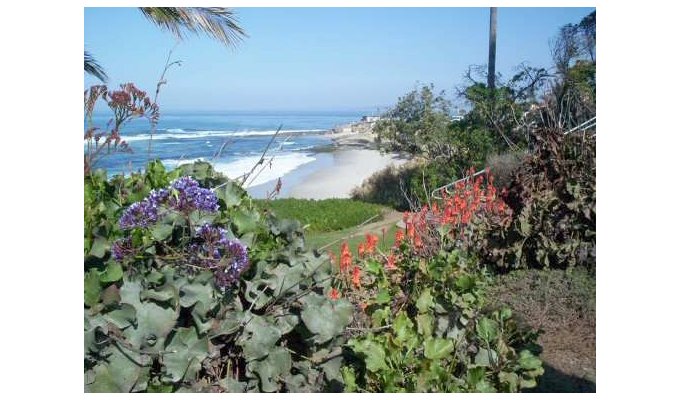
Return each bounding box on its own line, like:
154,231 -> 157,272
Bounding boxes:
84,7 -> 594,112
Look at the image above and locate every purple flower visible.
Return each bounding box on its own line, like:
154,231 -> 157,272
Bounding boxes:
118,176 -> 221,230
211,240 -> 249,290
119,199 -> 161,229
189,224 -> 249,290
147,188 -> 170,206
168,177 -> 219,213
118,188 -> 169,229
111,237 -> 135,261
195,224 -> 230,247
221,239 -> 249,277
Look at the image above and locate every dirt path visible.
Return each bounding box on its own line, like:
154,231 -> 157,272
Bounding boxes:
314,209 -> 403,251
353,210 -> 403,236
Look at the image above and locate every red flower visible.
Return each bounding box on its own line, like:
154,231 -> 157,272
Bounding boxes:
352,266 -> 361,288
385,254 -> 397,270
340,242 -> 352,272
414,234 -> 423,248
394,229 -> 404,245
358,243 -> 366,258
328,287 -> 341,300
365,234 -> 379,254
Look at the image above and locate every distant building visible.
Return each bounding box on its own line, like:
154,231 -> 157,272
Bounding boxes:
361,115 -> 381,123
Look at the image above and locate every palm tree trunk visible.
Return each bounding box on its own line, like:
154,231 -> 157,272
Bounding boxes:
487,7 -> 497,90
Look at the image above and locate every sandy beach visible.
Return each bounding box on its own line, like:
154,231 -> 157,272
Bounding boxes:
286,149 -> 409,199
245,120 -> 410,199
283,120 -> 408,199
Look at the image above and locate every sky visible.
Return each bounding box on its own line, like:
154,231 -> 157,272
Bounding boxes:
84,7 -> 594,112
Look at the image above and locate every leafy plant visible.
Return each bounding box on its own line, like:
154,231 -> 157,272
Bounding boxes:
481,128 -> 595,272
85,161 -> 354,392
402,168 -> 512,258
335,241 -> 543,392
326,193 -> 543,392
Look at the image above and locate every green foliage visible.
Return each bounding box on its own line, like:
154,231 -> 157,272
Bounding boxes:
85,161 -> 353,392
350,162 -> 424,211
460,64 -> 551,150
362,83 -> 502,209
374,83 -> 453,157
481,129 -> 595,272
345,245 -> 544,392
253,198 -> 386,233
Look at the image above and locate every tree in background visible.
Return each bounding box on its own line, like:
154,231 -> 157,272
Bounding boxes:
85,7 -> 247,81
541,10 -> 596,129
460,64 -> 551,149
374,84 -> 452,157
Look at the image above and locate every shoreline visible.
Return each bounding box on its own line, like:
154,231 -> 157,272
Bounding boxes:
247,119 -> 410,200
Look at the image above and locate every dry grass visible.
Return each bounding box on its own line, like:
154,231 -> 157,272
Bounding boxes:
487,268 -> 596,392
350,159 -> 426,211
485,150 -> 525,189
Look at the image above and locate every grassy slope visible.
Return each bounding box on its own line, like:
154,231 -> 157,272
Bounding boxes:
253,198 -> 402,256
254,198 -> 387,233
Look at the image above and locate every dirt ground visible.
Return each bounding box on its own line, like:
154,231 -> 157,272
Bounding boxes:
488,268 -> 596,392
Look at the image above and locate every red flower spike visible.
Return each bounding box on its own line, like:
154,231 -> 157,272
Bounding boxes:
385,254 -> 397,270
340,242 -> 352,273
352,266 -> 361,288
395,229 -> 404,245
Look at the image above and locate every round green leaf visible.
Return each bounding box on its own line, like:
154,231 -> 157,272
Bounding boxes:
85,270 -> 102,307
416,289 -> 434,313
301,294 -> 353,344
100,262 -> 123,283
424,337 -> 454,360
476,317 -> 499,342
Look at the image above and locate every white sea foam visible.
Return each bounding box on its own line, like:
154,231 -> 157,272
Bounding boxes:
161,152 -> 316,187
120,129 -> 325,143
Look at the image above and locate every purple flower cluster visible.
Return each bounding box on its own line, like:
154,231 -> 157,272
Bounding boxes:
111,237 -> 136,261
118,189 -> 168,229
168,177 -> 219,213
190,224 -> 249,290
118,177 -> 219,230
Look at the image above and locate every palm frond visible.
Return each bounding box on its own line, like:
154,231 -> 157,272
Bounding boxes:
139,7 -> 247,48
84,51 -> 108,82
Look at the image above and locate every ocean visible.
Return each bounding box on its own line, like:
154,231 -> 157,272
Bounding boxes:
84,110 -> 369,191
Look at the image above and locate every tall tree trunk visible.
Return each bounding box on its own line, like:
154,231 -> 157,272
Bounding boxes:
487,7 -> 497,90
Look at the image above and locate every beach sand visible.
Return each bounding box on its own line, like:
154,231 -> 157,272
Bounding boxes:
246,121 -> 410,200
285,122 -> 409,199
286,149 -> 409,199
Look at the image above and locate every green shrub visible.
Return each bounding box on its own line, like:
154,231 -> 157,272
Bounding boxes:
85,161 -> 354,392
331,183 -> 543,392
373,83 -> 452,156
350,161 -> 424,211
336,238 -> 543,392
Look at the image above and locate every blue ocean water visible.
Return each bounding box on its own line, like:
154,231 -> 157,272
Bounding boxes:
84,110 -> 368,184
